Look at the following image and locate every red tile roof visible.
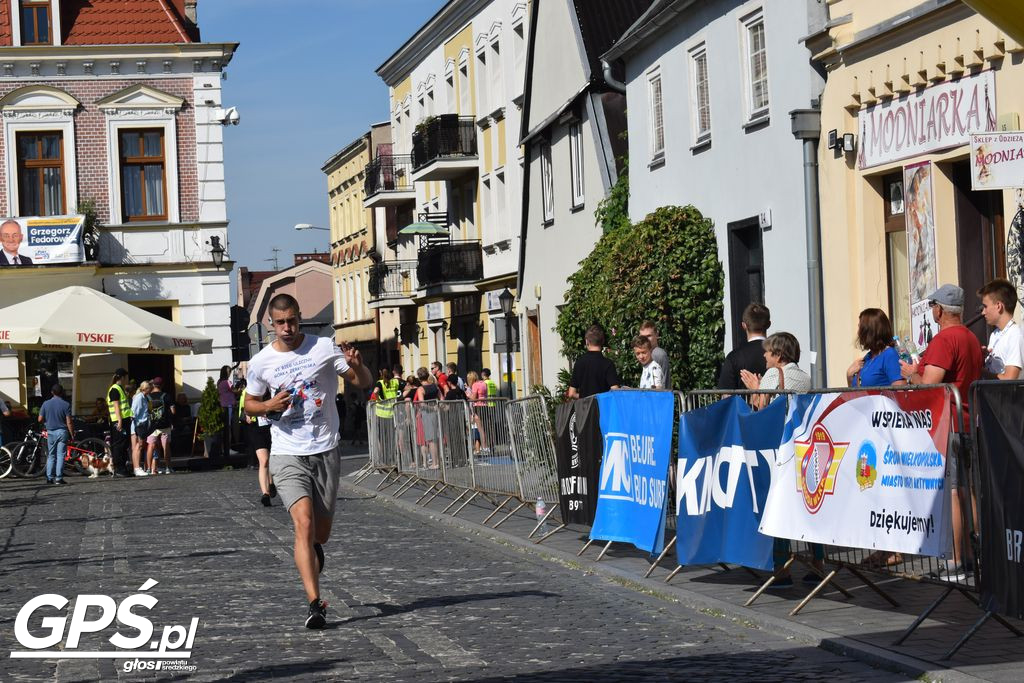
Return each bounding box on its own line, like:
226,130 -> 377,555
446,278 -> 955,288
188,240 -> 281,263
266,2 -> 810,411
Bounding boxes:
0,1 -> 11,47
63,0 -> 198,45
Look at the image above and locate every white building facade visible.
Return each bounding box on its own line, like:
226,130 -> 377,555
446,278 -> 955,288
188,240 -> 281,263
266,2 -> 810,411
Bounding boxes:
606,0 -> 827,375
0,0 -> 238,411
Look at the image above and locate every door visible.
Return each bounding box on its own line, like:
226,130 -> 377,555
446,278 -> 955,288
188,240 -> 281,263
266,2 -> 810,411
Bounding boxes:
127,306 -> 176,395
952,160 -> 1004,344
527,309 -> 543,389
455,319 -> 482,375
727,217 -> 765,348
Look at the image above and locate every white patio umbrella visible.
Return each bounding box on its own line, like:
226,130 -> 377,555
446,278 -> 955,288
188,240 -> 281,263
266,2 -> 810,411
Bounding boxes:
0,285 -> 213,409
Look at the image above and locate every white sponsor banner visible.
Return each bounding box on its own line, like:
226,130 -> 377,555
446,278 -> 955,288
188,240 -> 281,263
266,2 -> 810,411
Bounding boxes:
760,391 -> 953,557
0,215 -> 85,265
857,70 -> 996,169
970,131 -> 1024,190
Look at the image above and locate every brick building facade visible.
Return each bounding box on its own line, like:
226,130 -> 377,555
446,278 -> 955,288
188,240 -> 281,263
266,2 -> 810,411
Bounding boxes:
0,0 -> 238,412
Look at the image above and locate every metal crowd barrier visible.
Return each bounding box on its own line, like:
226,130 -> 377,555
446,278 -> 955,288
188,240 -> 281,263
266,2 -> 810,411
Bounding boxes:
391,400 -> 422,497
356,399 -> 399,487
506,395 -> 562,540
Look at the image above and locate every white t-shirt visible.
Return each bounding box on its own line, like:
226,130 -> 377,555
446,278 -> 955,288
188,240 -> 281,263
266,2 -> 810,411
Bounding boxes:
245,335 -> 350,455
639,360 -> 665,389
986,320 -> 1023,375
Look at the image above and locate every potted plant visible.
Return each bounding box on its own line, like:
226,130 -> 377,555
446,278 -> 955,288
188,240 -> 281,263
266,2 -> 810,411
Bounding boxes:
197,378 -> 224,461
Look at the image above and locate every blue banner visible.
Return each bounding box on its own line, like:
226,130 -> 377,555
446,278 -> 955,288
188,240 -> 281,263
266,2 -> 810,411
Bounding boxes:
675,395 -> 786,570
590,391 -> 674,555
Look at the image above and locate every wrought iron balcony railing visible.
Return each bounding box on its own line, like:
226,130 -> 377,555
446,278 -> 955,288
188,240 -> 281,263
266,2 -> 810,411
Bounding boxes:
416,240 -> 483,289
411,115 -> 478,172
368,260 -> 418,301
363,154 -> 413,197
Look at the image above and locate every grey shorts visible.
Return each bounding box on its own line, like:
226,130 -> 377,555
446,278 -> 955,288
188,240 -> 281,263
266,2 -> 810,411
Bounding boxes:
269,445 -> 342,518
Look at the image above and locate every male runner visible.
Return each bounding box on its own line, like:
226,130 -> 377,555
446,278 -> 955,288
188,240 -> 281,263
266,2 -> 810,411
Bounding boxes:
245,293 -> 372,628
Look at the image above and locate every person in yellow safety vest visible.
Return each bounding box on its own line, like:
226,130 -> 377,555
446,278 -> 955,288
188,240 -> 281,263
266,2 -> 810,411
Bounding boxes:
106,368 -> 132,476
370,368 -> 400,419
481,368 -> 499,406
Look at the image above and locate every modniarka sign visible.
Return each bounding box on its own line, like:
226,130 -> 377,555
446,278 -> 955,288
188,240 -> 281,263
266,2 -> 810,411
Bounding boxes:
857,70 -> 996,169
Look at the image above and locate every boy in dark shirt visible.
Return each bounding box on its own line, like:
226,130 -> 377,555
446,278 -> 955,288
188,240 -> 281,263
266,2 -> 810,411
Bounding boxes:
567,325 -> 621,399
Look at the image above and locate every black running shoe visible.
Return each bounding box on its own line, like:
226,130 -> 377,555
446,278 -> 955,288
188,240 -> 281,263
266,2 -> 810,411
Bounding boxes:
260,493 -> 271,507
305,598 -> 327,629
269,483 -> 277,498
314,542 -> 324,574
55,479 -> 69,486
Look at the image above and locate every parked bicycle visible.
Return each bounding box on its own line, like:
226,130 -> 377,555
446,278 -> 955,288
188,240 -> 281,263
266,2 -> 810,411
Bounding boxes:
0,444 -> 13,479
9,423 -> 111,479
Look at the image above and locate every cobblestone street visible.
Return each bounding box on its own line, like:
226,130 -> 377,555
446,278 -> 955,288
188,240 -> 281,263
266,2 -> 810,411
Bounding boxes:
0,464 -> 906,682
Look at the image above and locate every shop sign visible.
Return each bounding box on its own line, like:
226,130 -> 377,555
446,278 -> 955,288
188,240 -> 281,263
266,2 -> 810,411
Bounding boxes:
425,302 -> 445,320
858,70 -> 996,169
970,131 -> 1024,190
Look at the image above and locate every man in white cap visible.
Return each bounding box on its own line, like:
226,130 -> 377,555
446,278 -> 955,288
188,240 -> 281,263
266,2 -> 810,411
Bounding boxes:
900,283 -> 982,581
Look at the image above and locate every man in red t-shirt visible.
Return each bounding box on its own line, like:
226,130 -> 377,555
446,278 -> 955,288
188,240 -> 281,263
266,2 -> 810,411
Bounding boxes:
430,361 -> 450,398
900,283 -> 982,580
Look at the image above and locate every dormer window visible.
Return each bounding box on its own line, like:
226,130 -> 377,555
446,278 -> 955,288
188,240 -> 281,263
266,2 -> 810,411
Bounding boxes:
21,1 -> 52,46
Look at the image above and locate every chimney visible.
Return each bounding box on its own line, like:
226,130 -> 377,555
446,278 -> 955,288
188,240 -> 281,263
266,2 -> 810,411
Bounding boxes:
185,0 -> 198,24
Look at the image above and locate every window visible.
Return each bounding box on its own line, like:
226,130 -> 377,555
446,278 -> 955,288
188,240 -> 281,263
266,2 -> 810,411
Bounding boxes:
445,73 -> 455,112
459,63 -> 471,114
744,14 -> 769,119
16,131 -> 64,216
691,45 -> 711,143
883,173 -> 910,340
119,129 -> 167,221
481,175 -> 493,238
21,0 -> 51,46
476,50 -> 488,115
490,40 -> 502,108
495,170 -> 507,239
513,23 -> 526,87
648,72 -> 664,160
568,122 -> 584,208
540,141 -> 554,224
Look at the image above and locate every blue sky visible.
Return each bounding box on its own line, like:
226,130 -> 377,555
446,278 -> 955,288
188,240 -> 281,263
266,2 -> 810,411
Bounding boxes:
199,0 -> 441,273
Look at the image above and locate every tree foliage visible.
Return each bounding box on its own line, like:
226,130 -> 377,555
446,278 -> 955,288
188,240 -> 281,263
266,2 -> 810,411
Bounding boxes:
197,377 -> 224,436
555,205 -> 725,391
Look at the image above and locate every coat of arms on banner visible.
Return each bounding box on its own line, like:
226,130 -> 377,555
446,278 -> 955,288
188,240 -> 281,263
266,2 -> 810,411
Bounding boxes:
856,440 -> 878,491
796,424 -> 848,513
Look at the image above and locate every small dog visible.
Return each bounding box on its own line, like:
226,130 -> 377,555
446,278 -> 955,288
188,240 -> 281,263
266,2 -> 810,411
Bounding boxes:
80,453 -> 115,478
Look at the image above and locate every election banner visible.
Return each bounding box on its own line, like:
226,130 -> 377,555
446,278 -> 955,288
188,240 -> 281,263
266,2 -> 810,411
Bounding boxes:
973,381 -> 1024,621
760,389 -> 952,557
676,396 -> 786,571
554,398 -> 602,526
0,215 -> 85,265
589,390 -> 674,555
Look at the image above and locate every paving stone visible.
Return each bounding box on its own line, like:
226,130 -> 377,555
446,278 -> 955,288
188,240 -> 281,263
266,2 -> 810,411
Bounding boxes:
0,465 -> 906,682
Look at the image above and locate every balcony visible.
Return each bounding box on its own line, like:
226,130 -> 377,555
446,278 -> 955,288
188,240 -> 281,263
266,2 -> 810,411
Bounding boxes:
416,240 -> 483,298
411,114 -> 478,182
367,260 -> 418,309
363,154 -> 416,209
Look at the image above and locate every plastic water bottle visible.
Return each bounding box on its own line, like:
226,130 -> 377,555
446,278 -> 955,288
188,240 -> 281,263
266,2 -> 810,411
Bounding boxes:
904,335 -> 920,363
894,335 -> 911,363
535,497 -> 549,534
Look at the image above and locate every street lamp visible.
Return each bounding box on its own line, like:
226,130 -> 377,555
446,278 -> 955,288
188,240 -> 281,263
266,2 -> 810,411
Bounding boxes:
207,235 -> 225,270
294,223 -> 330,231
498,287 -> 515,399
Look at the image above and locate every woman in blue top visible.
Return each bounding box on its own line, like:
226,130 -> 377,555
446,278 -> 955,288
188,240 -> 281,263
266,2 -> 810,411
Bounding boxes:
846,308 -> 906,388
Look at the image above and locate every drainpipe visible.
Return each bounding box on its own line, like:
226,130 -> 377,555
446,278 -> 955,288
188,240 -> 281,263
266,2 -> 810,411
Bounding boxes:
790,108 -> 827,388
600,58 -> 627,95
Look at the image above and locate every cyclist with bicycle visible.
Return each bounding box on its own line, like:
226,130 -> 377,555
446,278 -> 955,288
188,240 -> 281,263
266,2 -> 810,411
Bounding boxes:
39,384 -> 74,485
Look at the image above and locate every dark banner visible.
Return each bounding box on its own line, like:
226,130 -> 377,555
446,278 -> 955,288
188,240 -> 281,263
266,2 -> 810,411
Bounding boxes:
554,398 -> 602,526
974,381 -> 1024,621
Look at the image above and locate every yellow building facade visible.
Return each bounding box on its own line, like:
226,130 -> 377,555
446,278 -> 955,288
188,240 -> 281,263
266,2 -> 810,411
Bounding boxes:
371,0 -> 527,393
323,125 -> 393,375
810,0 -> 1024,386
